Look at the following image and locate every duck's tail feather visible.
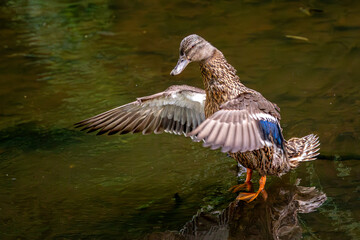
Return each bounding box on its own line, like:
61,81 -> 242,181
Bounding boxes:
285,134 -> 320,168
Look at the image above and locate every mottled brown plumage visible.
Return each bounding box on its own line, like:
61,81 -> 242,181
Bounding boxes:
76,34 -> 320,202
170,34 -> 320,201
171,35 -> 319,177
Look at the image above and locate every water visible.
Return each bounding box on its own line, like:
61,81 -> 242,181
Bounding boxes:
0,0 -> 359,239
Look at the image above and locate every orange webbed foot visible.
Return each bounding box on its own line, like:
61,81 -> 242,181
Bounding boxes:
236,192 -> 261,203
229,182 -> 253,193
236,189 -> 268,203
230,168 -> 253,192
236,175 -> 267,203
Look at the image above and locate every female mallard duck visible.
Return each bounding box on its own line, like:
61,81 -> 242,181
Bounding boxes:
75,34 -> 320,202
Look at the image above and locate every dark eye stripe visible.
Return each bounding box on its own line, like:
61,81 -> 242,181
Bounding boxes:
185,41 -> 205,57
188,41 -> 202,51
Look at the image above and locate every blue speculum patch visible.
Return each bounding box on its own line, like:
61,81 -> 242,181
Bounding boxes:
259,120 -> 283,148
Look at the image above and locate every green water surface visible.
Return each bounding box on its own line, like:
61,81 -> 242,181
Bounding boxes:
0,0 -> 359,239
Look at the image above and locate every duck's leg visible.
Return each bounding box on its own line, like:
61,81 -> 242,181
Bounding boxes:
236,175 -> 267,203
229,168 -> 253,192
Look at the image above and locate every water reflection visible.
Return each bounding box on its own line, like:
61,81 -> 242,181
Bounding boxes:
147,180 -> 326,240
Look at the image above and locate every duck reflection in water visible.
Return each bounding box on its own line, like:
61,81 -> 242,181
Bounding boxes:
146,180 -> 327,240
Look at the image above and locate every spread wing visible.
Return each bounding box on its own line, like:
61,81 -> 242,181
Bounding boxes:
188,92 -> 284,153
75,85 -> 206,136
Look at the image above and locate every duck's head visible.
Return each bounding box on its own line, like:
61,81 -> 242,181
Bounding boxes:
170,34 -> 216,76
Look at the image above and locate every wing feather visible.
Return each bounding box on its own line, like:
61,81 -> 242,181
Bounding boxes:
203,121 -> 221,147
75,85 -> 206,136
188,91 -> 285,154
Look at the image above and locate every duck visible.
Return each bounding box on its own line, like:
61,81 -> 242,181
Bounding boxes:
75,34 -> 320,203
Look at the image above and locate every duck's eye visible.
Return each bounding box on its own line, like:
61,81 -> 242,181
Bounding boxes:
191,45 -> 195,49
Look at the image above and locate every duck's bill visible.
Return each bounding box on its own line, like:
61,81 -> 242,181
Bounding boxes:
170,56 -> 189,76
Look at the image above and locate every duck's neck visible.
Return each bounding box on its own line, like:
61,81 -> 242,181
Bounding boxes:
199,50 -> 246,116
